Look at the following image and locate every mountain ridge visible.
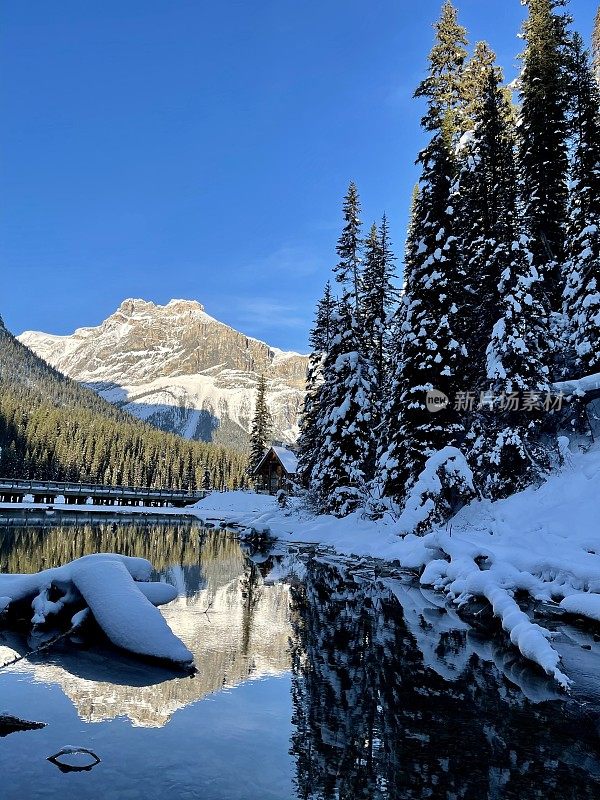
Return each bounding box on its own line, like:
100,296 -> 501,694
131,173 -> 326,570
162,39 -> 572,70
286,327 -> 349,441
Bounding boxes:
19,298 -> 309,450
0,316 -> 247,486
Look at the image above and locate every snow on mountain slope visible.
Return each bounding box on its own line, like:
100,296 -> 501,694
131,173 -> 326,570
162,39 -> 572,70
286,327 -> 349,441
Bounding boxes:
18,299 -> 308,449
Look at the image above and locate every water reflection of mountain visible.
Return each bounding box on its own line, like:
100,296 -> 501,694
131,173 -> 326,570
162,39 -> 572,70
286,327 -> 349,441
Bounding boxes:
290,559 -> 600,800
0,523 -> 292,728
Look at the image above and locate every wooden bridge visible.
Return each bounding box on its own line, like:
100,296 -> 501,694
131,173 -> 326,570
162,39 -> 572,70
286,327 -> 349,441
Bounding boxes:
0,478 -> 208,508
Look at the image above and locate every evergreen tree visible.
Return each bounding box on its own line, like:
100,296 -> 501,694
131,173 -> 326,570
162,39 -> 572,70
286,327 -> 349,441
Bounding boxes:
311,297 -> 376,516
453,61 -> 520,392
451,58 -> 555,498
360,215 -> 398,402
414,0 -> 468,139
334,182 -> 362,313
563,34 -> 600,377
248,375 -> 272,475
379,4 -> 469,511
518,0 -> 571,313
379,126 -> 466,507
460,40 -> 502,130
297,282 -> 336,486
470,233 -> 553,498
309,188 -> 376,516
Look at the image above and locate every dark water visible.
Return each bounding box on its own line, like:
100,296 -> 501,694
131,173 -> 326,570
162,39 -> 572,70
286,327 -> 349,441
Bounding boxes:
0,511 -> 599,800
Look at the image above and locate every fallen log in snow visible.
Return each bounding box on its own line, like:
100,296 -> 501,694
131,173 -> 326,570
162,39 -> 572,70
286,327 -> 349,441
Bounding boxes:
0,553 -> 193,667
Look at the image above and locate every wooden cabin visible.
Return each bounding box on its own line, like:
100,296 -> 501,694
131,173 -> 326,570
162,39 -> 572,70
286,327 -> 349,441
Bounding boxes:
252,446 -> 298,494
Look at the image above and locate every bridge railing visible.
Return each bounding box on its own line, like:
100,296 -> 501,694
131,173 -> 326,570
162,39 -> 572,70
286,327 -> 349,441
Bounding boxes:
0,478 -> 208,501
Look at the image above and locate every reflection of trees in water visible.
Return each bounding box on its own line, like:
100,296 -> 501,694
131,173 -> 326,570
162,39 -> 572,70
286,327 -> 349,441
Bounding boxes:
240,561 -> 263,657
290,559 -> 600,800
0,521 -> 246,598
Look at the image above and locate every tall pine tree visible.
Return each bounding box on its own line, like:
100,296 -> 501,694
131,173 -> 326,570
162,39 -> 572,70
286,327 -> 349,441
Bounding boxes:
334,182 -> 362,314
518,0 -> 571,313
414,0 -> 468,139
360,215 -> 398,412
379,3 -> 469,509
248,374 -> 272,476
458,60 -> 554,498
471,232 -> 553,499
311,299 -> 376,516
460,40 -> 502,131
563,34 -> 600,377
453,59 -> 520,392
310,188 -> 376,517
297,282 -> 336,486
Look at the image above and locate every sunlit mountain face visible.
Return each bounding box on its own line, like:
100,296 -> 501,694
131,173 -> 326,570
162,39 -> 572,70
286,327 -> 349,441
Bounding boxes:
18,299 -> 308,449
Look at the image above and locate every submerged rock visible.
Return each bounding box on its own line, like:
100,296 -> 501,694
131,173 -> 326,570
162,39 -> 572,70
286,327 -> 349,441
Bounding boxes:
47,746 -> 101,773
0,714 -> 46,737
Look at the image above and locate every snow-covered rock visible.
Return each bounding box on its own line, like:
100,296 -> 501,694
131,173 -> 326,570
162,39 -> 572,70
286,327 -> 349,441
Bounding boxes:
0,553 -> 192,665
18,298 -> 308,448
560,593 -> 600,623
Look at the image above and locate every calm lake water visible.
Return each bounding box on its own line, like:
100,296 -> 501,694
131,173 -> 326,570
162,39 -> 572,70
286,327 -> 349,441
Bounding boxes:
0,511 -> 599,800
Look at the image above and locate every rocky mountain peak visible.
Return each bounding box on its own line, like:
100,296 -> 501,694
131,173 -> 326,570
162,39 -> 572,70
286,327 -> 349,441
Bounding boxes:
118,298 -> 207,317
18,298 -> 308,449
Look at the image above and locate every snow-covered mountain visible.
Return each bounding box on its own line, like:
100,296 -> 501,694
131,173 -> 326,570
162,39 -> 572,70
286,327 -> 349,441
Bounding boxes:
18,299 -> 308,449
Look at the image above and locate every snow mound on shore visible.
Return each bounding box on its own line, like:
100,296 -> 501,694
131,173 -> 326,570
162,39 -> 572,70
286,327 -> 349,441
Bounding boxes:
0,554 -> 191,665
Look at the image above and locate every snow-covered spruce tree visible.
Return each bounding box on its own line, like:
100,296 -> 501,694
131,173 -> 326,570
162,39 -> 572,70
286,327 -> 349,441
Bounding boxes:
310,186 -> 376,516
379,125 -> 468,508
334,182 -> 362,313
248,374 -> 272,476
471,233 -> 553,499
369,195 -> 418,518
453,60 -> 520,393
311,298 -> 376,516
378,3 -> 470,515
518,0 -> 571,314
414,0 -> 468,140
460,40 -> 502,131
454,61 -> 555,498
296,281 -> 336,487
563,34 -> 600,378
360,215 -> 398,419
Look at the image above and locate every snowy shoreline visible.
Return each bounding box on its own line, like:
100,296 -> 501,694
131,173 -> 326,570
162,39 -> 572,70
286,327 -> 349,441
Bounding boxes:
188,446 -> 600,690
2,447 -> 600,688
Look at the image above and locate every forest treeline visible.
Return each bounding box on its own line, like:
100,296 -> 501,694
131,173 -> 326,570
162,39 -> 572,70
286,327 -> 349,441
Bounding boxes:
0,319 -> 248,489
298,0 -> 600,525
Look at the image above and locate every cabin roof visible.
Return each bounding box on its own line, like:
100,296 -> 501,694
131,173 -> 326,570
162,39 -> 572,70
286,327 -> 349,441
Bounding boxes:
252,445 -> 298,476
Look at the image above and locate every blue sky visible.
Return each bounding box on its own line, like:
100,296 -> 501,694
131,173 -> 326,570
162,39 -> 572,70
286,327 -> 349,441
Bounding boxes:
1,1 -> 595,352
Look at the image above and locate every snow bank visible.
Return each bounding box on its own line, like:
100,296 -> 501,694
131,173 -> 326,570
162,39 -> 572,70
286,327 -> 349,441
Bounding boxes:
553,370 -> 600,397
193,444 -> 600,687
0,553 -> 191,666
560,593 -> 600,623
72,559 -> 192,664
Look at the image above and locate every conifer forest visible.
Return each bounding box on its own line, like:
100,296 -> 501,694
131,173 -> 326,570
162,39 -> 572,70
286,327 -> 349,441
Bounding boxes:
297,0 -> 600,524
